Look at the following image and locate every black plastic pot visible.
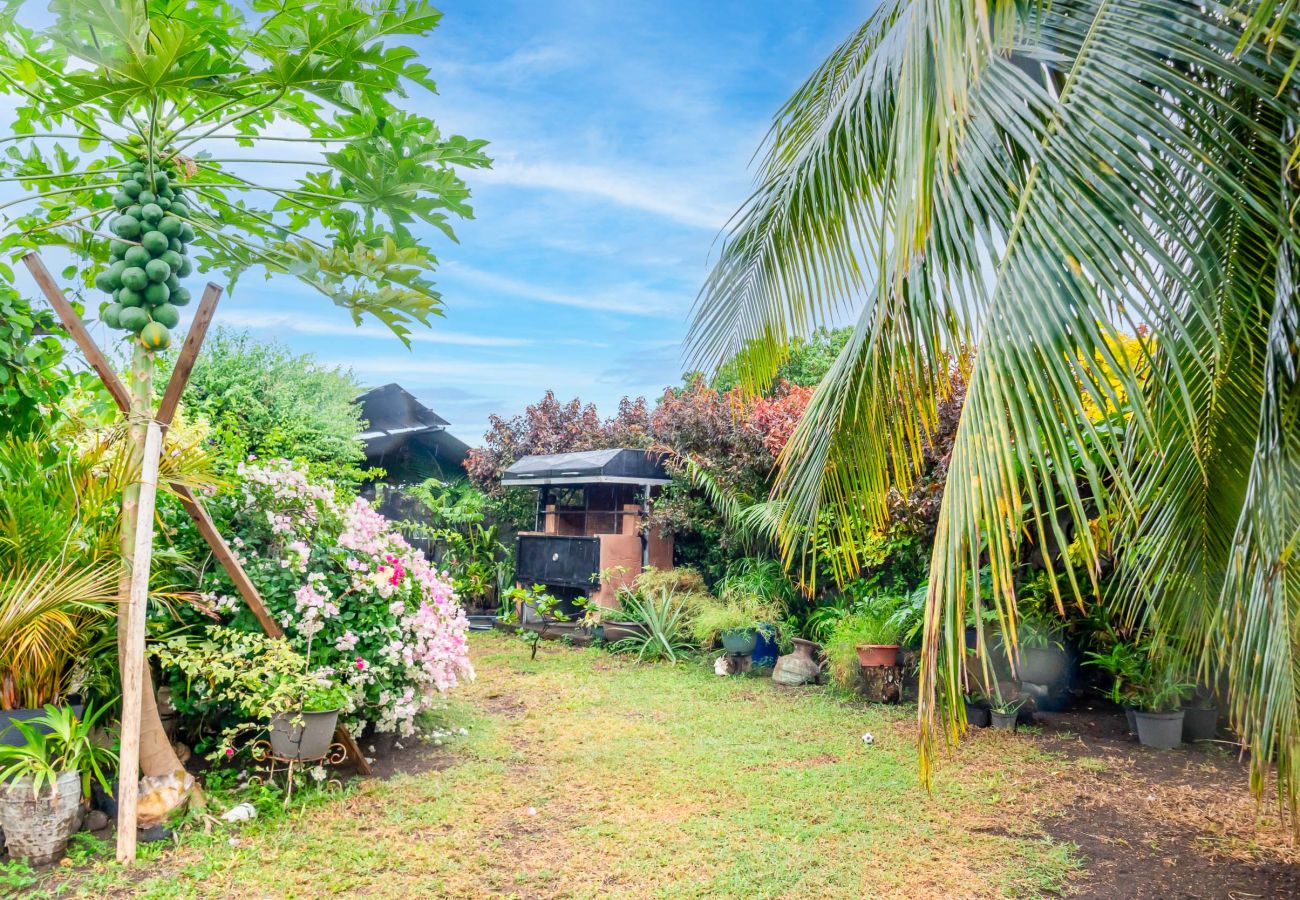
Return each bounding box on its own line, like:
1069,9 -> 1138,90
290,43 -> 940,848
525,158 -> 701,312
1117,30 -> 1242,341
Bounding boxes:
1181,705 -> 1217,743
965,702 -> 991,728
990,710 -> 1018,731
0,703 -> 85,747
602,621 -> 646,643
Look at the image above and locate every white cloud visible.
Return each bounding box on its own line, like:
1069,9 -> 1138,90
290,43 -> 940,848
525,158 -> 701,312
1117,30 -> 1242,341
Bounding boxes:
443,261 -> 689,317
476,158 -> 733,231
217,310 -> 532,347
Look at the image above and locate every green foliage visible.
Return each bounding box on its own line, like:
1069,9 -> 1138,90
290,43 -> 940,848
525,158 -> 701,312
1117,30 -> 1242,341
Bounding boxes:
150,626 -> 344,758
689,0 -> 1300,808
609,586 -> 695,663
0,0 -> 490,344
690,589 -> 784,646
0,288 -> 71,437
710,326 -> 852,394
0,702 -> 117,800
181,329 -> 369,483
824,605 -> 903,689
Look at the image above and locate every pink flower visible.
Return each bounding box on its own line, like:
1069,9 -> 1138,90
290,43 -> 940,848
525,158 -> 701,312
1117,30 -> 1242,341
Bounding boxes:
355,657 -> 367,671
225,747 -> 234,758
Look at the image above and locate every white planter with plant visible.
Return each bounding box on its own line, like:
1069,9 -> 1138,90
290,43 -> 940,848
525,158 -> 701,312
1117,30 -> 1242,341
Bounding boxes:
0,704 -> 117,865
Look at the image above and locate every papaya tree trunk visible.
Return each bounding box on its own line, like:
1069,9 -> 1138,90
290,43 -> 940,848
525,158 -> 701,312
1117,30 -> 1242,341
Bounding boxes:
119,344 -> 186,782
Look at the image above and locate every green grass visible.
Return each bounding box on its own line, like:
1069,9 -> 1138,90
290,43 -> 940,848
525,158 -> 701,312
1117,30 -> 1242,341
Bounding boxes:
33,633 -> 1079,898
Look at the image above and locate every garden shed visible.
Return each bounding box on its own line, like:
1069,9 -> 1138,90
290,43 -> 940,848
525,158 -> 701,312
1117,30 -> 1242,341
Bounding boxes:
503,448 -> 672,607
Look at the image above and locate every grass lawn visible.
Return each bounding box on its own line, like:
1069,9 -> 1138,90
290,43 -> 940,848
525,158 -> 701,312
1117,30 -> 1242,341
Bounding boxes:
29,632 -> 1085,899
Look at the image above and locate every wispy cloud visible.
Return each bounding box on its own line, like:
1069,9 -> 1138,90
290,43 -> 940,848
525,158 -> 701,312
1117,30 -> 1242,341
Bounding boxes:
476,158 -> 733,231
443,261 -> 689,317
217,310 -> 532,347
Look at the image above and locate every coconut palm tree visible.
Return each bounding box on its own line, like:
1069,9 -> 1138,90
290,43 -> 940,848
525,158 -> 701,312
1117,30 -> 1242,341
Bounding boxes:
689,1 -> 1300,818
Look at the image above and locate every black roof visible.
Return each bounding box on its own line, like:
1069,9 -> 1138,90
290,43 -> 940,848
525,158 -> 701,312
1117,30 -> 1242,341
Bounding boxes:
501,448 -> 669,487
356,383 -> 469,472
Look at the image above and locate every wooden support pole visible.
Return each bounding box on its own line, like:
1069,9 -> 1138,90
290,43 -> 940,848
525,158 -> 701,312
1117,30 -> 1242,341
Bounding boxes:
24,253 -> 373,780
116,421 -> 164,864
156,284 -> 222,428
22,253 -> 131,412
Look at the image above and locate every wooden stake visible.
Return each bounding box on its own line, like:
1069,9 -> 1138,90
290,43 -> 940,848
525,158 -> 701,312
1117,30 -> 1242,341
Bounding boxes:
22,253 -> 131,412
156,284 -> 222,428
25,253 -> 374,781
116,421 -> 164,864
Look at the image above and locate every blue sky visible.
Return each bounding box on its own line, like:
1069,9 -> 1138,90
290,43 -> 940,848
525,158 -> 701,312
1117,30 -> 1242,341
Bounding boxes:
8,1 -> 870,444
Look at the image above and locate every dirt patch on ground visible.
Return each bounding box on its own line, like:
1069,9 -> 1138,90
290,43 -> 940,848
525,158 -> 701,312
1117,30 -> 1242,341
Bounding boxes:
1032,708 -> 1298,898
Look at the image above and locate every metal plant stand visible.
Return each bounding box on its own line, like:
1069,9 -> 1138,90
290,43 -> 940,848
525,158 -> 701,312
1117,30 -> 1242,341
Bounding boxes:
248,741 -> 348,804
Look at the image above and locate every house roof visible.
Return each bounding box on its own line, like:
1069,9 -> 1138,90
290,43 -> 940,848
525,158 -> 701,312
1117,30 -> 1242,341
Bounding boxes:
501,448 -> 670,487
355,383 -> 469,470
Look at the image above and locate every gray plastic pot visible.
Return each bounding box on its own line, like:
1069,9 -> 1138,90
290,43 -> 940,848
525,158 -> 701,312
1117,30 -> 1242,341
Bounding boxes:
990,710 -> 1019,731
269,708 -> 340,761
720,629 -> 758,656
1135,709 -> 1185,750
0,770 -> 83,865
1182,705 -> 1217,743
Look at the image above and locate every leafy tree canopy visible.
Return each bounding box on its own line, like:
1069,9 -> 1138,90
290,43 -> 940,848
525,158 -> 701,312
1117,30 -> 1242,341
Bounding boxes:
181,327 -> 368,484
0,0 -> 490,343
710,326 -> 852,394
0,285 -> 71,435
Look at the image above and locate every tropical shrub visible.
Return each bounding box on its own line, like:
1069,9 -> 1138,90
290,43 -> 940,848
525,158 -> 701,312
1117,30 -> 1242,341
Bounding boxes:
166,459 -> 473,736
181,330 -> 371,484
609,587 -> 695,663
0,704 -> 117,800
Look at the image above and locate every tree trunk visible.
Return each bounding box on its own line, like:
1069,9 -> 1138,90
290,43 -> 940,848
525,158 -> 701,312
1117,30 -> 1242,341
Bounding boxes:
119,345 -> 189,784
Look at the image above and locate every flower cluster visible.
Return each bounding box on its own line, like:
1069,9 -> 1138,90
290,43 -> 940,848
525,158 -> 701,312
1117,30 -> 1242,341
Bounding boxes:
190,460 -> 474,736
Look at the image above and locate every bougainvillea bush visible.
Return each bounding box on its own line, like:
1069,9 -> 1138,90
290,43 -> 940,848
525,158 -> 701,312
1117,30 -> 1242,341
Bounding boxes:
167,460 -> 473,738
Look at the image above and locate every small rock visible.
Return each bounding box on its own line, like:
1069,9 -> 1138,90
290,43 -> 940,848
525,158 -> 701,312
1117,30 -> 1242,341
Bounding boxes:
221,802 -> 257,823
82,809 -> 110,832
138,824 -> 172,843
862,732 -> 875,746
526,807 -> 537,816
228,838 -> 241,848
173,742 -> 192,765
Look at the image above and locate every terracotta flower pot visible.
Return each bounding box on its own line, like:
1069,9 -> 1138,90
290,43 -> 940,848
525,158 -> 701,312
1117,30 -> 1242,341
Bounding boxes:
0,770 -> 83,865
269,708 -> 340,761
855,644 -> 899,668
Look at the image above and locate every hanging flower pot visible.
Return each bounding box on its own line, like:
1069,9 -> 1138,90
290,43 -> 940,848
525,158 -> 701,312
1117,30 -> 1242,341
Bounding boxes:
269,709 -> 341,762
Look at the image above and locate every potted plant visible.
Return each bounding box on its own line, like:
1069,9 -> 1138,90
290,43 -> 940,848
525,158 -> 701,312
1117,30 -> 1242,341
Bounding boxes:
989,697 -> 1024,731
1131,659 -> 1194,750
1084,637 -> 1148,733
151,627 -> 351,762
268,682 -> 350,762
964,691 -> 992,728
1182,687 -> 1218,743
690,588 -> 782,656
0,703 -> 117,865
852,606 -> 901,668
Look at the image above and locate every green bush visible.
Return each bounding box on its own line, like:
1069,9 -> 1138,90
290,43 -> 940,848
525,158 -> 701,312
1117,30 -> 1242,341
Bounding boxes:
180,329 -> 369,484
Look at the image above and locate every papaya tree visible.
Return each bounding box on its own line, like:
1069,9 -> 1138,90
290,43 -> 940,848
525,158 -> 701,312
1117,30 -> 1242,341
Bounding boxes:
0,0 -> 489,795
